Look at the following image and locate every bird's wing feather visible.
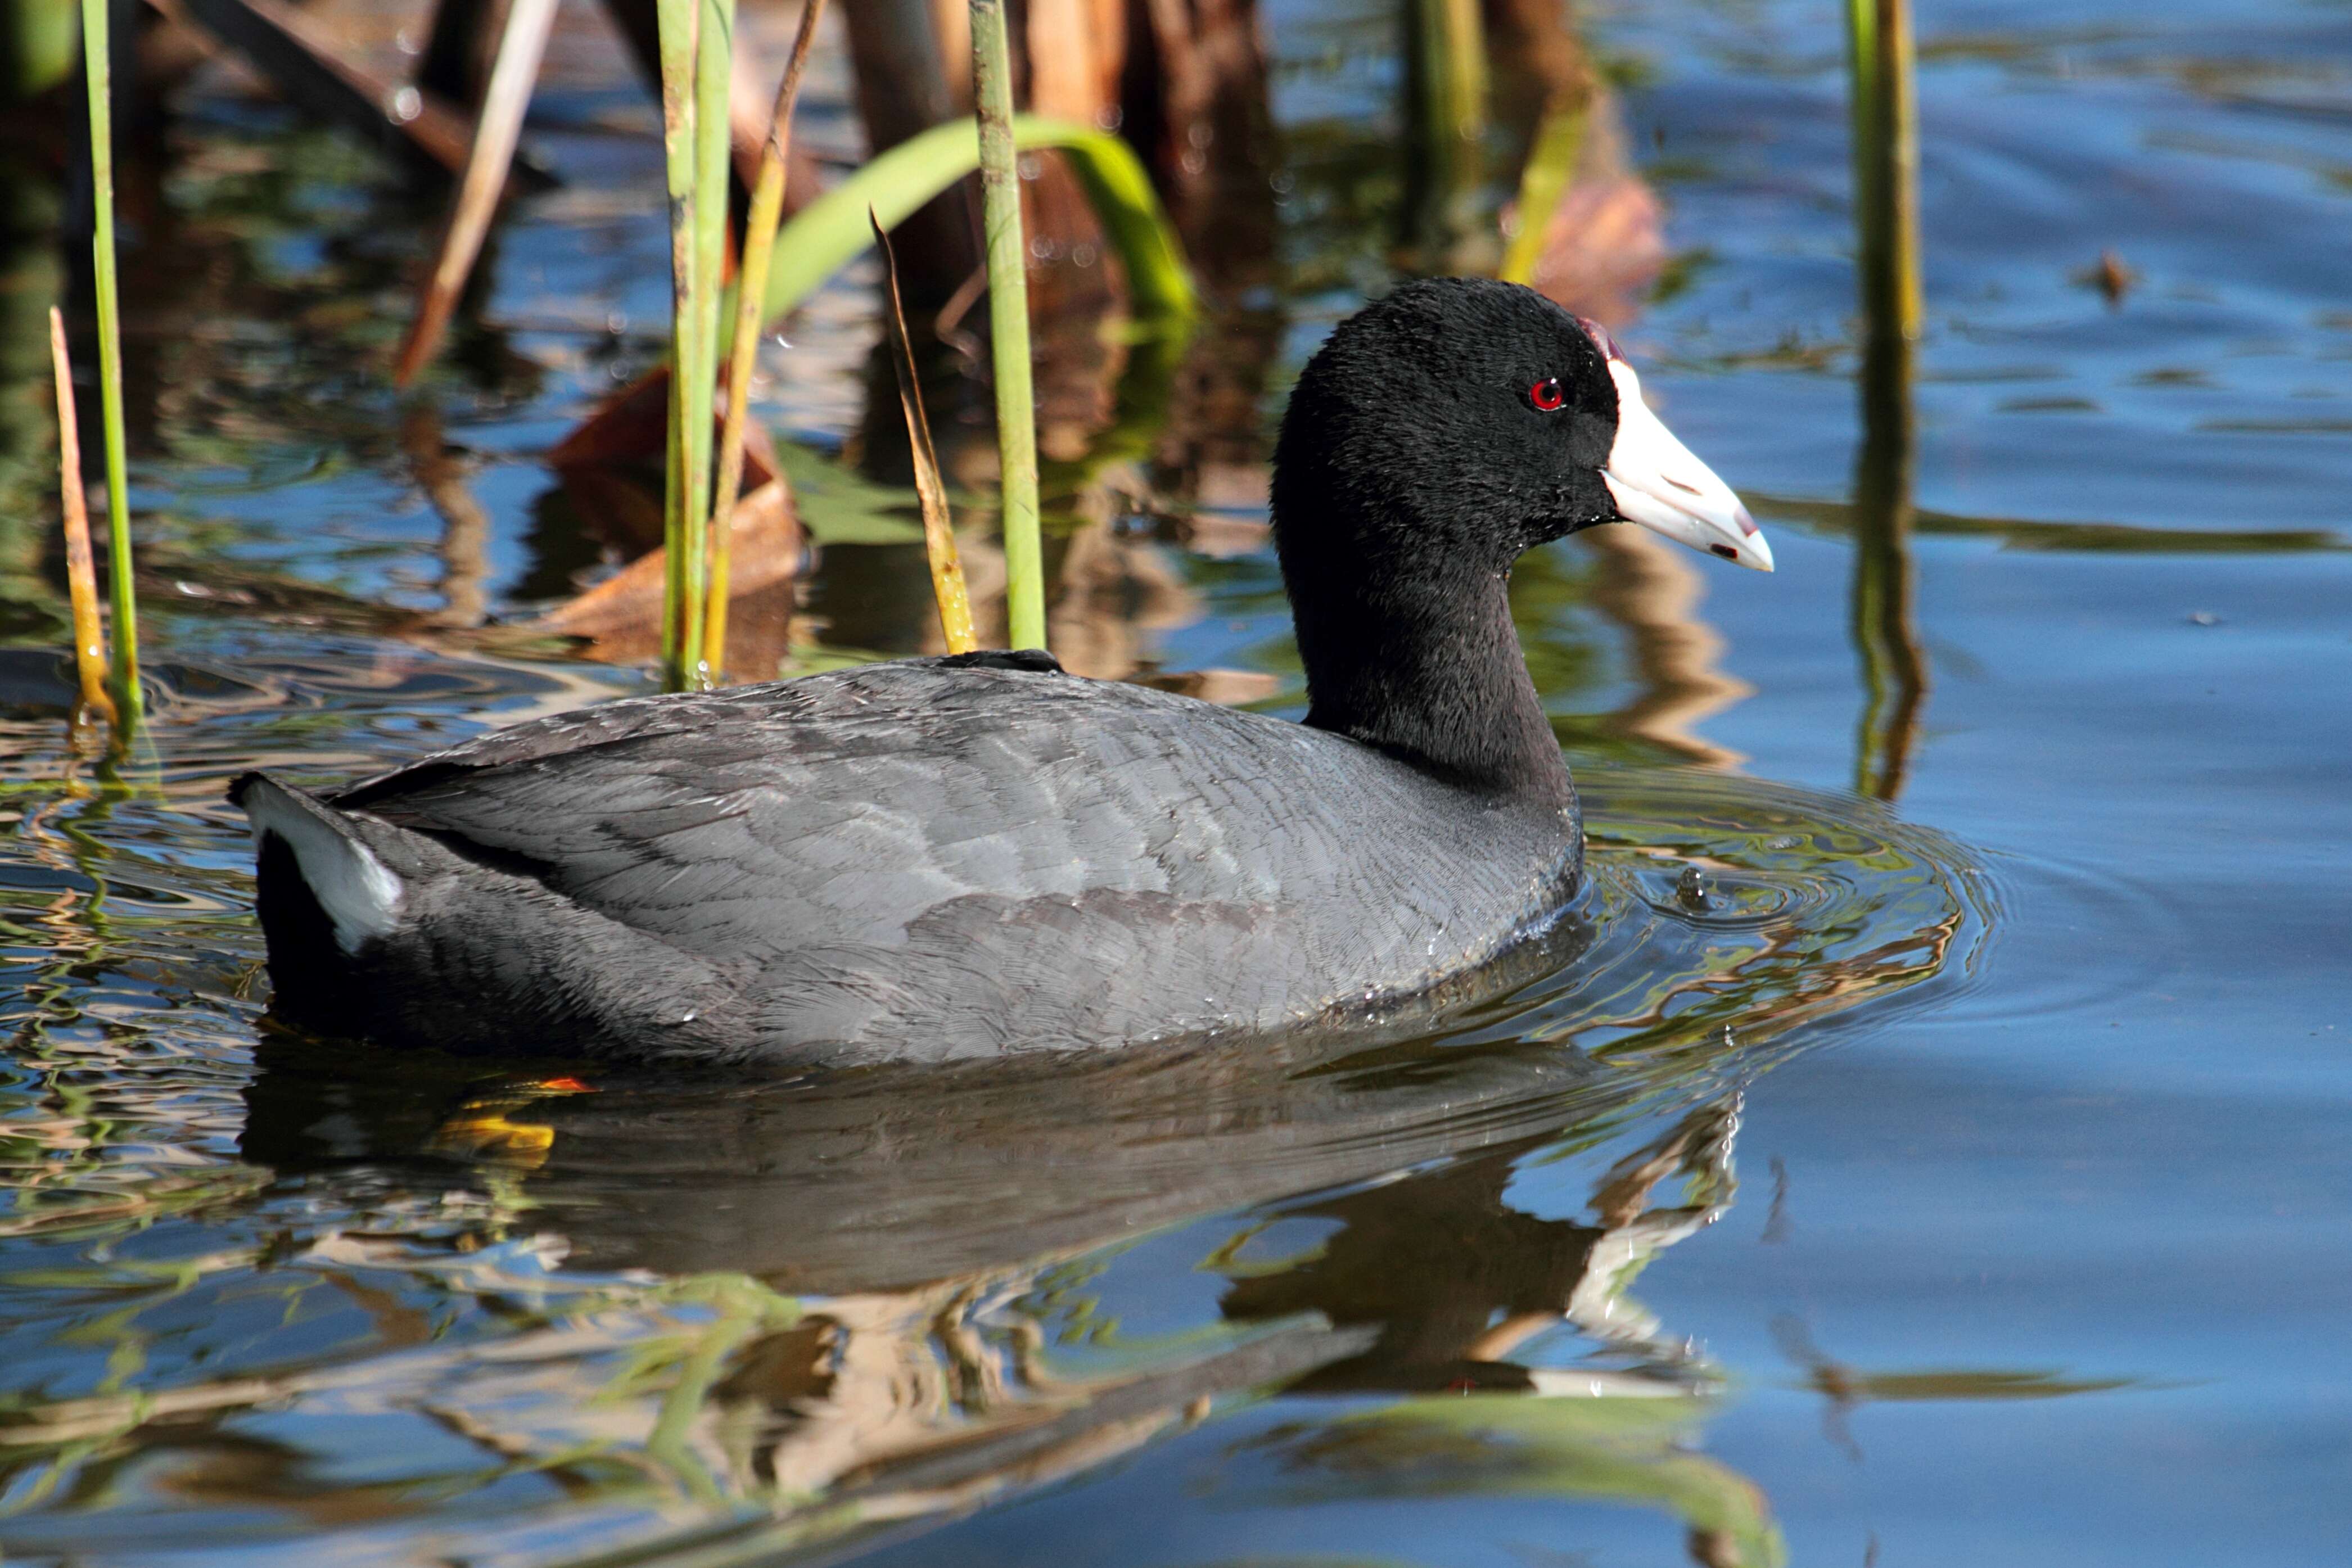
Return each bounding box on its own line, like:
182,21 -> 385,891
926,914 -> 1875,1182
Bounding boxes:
333,662 -> 1389,963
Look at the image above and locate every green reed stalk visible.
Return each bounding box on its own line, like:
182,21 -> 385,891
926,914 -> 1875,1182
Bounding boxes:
707,0 -> 826,684
1845,0 -> 1922,342
1415,0 -> 1487,152
1403,0 -> 1488,268
78,0 -> 139,727
969,0 -> 1044,651
654,0 -> 698,688
757,116 -> 1194,329
682,0 -> 733,686
654,0 -> 732,689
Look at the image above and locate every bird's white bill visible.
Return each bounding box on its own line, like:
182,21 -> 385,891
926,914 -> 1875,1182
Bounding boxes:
1600,359 -> 1774,572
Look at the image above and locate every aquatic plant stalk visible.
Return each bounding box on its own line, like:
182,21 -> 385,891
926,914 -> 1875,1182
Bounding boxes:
1845,0 -> 1923,342
1402,0 -> 1489,268
655,0 -> 702,689
706,0 -> 827,683
969,0 -> 1044,651
78,0 -> 139,725
1415,0 -> 1487,152
654,0 -> 734,689
7,0 -> 79,100
685,0 -> 734,685
872,210 -> 976,654
47,306 -> 115,724
391,0 -> 559,387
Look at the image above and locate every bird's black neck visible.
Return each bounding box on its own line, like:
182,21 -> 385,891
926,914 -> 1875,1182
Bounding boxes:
1286,550 -> 1573,808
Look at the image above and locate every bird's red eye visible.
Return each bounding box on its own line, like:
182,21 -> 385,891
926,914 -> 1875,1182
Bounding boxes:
1530,377 -> 1565,412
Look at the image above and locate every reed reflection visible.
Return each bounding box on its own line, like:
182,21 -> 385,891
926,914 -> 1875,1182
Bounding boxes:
1846,0 -> 1930,801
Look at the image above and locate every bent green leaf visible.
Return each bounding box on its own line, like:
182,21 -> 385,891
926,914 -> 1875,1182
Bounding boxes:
759,117 -> 1197,331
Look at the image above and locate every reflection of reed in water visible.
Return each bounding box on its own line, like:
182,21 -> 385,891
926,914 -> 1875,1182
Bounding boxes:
1586,526 -> 1754,767
1770,1309 -> 2137,1467
1846,0 -> 1930,800
398,404 -> 490,631
1850,327 -> 1928,801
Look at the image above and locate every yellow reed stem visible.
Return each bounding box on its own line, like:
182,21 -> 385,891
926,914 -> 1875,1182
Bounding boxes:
706,0 -> 827,682
47,306 -> 115,725
871,210 -> 975,654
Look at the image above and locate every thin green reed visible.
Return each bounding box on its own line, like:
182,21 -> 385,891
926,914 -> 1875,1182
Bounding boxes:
969,0 -> 1045,651
1498,95 -> 1584,287
687,0 -> 733,685
709,0 -> 828,684
78,0 -> 140,726
655,0 -> 699,688
1845,0 -> 1922,342
1402,0 -> 1489,269
654,0 -> 733,689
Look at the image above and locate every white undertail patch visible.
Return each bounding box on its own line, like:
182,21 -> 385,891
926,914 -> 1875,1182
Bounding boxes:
243,784 -> 404,954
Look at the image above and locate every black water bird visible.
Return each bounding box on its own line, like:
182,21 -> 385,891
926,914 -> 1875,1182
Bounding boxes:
233,278 -> 1771,1064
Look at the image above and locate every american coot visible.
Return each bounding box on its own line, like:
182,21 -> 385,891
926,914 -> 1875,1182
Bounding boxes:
233,278 -> 1769,1064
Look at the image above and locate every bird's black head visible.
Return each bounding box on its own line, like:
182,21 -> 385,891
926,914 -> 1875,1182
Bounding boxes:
1268,278 -> 1770,799
1270,278 -> 1771,588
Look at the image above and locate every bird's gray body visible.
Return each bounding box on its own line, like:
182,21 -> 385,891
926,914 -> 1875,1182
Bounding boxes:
241,658 -> 1582,1064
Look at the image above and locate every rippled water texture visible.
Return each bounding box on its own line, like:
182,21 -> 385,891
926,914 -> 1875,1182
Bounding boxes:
3,0 -> 2350,1562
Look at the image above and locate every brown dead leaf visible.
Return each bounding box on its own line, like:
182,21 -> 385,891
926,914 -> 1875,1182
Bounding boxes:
549,367 -> 782,552
536,479 -> 804,679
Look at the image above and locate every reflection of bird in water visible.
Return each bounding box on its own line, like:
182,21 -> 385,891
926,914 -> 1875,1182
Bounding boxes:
226,1013 -> 1778,1561
674,1096 -> 1757,1539
1217,1097 -> 1781,1568
1225,1097 -> 1741,1398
